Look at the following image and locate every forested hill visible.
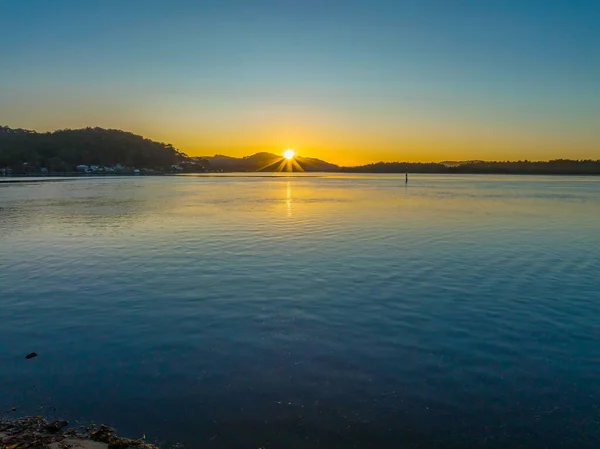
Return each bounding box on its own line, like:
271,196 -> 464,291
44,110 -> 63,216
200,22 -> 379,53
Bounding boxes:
0,126 -> 188,172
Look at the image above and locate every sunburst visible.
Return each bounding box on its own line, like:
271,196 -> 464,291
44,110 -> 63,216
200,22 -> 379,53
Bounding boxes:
255,149 -> 305,172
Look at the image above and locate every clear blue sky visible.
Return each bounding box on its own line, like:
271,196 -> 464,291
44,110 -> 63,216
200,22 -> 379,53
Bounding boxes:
1,0 -> 599,163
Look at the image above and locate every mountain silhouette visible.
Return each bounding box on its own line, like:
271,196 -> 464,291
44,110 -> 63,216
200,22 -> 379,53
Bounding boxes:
203,152 -> 339,172
3,126 -> 599,175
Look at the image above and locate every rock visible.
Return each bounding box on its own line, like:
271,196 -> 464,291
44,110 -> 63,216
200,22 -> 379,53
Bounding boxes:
46,420 -> 69,433
25,352 -> 38,359
50,440 -> 107,449
11,407 -> 17,411
90,425 -> 115,443
1,417 -> 156,449
108,439 -> 135,449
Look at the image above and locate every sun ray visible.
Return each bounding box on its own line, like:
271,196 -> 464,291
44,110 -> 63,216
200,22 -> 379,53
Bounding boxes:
291,159 -> 304,172
275,158 -> 288,172
257,158 -> 284,172
253,152 -> 304,173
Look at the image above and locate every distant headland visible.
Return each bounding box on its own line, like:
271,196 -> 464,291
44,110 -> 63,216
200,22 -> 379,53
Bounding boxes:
1,126 -> 599,175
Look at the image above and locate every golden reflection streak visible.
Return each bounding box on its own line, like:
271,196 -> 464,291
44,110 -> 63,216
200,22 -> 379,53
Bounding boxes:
286,181 -> 292,217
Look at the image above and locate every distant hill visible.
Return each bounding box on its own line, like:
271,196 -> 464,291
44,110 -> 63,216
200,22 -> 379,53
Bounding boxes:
440,160 -> 485,167
342,159 -> 600,175
448,160 -> 600,175
204,152 -> 339,172
341,162 -> 448,173
0,126 -> 190,173
2,125 -> 599,175
0,126 -> 337,174
297,156 -> 340,172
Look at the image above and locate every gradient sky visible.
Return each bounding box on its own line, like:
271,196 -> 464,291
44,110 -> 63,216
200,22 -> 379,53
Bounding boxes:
1,0 -> 599,165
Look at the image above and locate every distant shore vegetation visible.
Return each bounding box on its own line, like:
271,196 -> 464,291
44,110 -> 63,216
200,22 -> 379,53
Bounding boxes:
0,126 -> 208,175
1,126 -> 599,175
341,160 -> 600,175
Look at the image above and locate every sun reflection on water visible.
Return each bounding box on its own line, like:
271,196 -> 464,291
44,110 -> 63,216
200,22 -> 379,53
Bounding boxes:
286,181 -> 292,217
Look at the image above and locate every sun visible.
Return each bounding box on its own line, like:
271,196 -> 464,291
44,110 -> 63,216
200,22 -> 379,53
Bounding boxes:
283,149 -> 296,160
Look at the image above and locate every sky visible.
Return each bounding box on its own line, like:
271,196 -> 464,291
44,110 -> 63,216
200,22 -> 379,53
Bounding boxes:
1,0 -> 599,165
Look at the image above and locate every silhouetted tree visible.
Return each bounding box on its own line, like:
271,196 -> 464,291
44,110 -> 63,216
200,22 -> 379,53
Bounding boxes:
0,126 -> 189,172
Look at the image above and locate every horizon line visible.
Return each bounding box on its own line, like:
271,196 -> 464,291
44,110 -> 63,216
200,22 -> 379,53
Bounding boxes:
2,124 -> 599,167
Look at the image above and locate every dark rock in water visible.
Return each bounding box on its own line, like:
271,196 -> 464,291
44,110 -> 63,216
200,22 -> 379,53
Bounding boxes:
11,406 -> 17,411
46,420 -> 69,433
109,439 -> 138,449
25,352 -> 38,359
91,424 -> 116,443
0,416 -> 157,449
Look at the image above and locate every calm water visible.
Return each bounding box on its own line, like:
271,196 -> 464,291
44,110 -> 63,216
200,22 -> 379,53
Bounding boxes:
1,174 -> 599,448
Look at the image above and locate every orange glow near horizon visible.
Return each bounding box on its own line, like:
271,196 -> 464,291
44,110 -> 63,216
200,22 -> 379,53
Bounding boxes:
13,116 -> 600,167
106,99 -> 600,166
136,119 -> 599,167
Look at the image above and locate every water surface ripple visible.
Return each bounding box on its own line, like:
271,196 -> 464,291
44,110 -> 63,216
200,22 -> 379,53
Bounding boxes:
1,174 -> 599,448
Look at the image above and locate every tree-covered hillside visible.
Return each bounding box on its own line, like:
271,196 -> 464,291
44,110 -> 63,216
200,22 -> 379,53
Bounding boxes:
0,126 -> 189,173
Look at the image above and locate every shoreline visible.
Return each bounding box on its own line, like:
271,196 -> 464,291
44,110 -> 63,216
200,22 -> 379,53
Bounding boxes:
1,171 -> 600,182
0,416 -> 158,449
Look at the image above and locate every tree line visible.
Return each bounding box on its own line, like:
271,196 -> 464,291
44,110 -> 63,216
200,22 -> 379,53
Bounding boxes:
341,159 -> 600,175
2,125 -> 598,175
0,126 -> 194,173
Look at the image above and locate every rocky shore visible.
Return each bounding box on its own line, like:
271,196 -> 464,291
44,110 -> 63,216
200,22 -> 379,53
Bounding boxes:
0,416 -> 158,449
